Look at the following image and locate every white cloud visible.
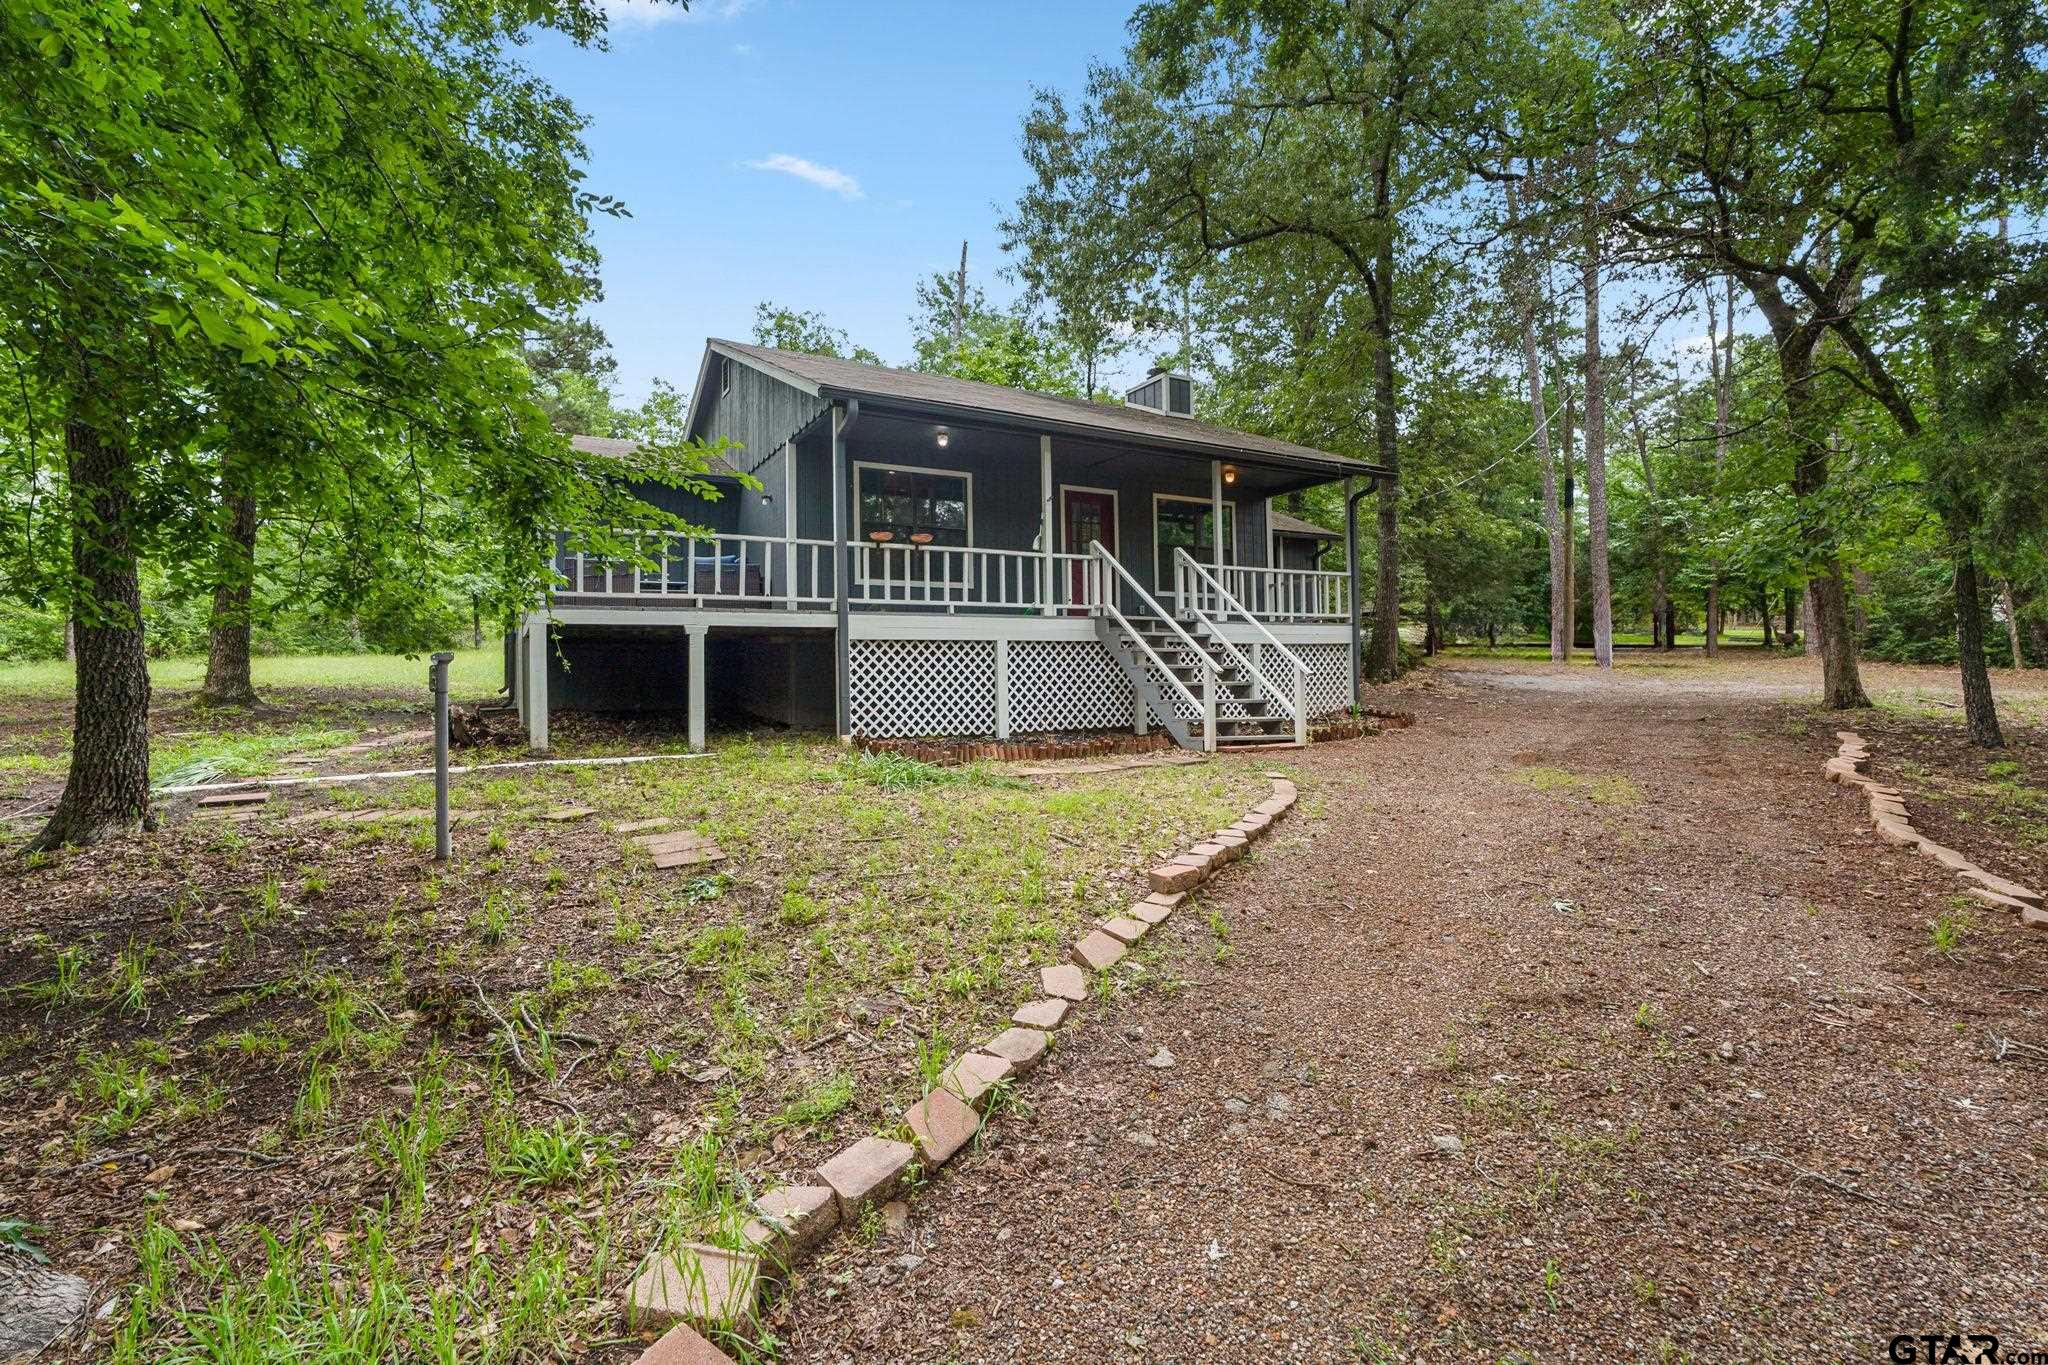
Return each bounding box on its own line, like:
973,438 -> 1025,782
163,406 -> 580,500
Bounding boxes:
747,153 -> 864,200
731,41 -> 754,55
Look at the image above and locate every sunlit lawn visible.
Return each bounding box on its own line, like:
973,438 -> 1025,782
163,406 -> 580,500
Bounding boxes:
0,642 -> 506,701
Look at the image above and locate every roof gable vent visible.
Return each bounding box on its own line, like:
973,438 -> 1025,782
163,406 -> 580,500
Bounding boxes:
1124,366 -> 1196,418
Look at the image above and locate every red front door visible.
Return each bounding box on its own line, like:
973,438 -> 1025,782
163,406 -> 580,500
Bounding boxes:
1062,488 -> 1115,610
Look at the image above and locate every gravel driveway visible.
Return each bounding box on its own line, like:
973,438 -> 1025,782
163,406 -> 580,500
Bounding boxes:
776,665 -> 2048,1363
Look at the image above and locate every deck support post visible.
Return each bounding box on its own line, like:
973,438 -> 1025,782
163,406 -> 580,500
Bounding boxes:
782,439 -> 798,611
993,637 -> 1011,740
1039,435 -> 1054,617
832,403 -> 854,740
523,613 -> 549,752
1133,687 -> 1149,736
687,625 -> 707,753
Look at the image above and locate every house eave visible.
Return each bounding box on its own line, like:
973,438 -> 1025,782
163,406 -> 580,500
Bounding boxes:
813,387 -> 1387,483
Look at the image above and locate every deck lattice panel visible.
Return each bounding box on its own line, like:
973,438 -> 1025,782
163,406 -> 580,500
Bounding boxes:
849,639 -> 996,738
1009,641 -> 1133,733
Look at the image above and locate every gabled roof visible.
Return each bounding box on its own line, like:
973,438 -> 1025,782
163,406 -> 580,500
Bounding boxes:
569,432 -> 743,479
701,339 -> 1386,479
1270,510 -> 1341,539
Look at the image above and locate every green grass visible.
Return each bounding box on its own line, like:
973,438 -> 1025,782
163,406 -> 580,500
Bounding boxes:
1508,766 -> 1645,805
9,728 -> 1259,1362
0,643 -> 504,701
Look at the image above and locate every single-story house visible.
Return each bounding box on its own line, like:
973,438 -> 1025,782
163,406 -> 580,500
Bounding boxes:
511,340 -> 1387,753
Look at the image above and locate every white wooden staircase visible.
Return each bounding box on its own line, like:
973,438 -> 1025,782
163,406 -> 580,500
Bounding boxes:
1086,543 -> 1310,753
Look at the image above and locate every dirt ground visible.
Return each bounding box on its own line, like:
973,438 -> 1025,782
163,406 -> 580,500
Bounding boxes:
776,653 -> 2048,1363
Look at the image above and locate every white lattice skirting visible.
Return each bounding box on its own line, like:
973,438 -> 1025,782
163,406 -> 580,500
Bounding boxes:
851,637 -> 1143,739
1297,642 -> 1353,716
848,636 -> 1355,739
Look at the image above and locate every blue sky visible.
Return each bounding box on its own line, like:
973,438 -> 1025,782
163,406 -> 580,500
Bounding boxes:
528,0 -> 1136,405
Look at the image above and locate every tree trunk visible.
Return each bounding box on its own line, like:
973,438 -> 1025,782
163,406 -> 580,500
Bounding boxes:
1948,520 -> 2005,747
1364,233 -> 1402,683
1505,178 -> 1569,666
951,240 -> 968,354
1783,585 -> 1799,650
1759,590 -> 1774,648
1704,276 -> 1734,659
63,618 -> 75,663
1580,167 -> 1613,669
2003,580 -> 2025,669
1758,289 -> 1869,707
199,484 -> 260,708
31,420 -> 153,852
1560,386 -> 1575,660
471,594 -> 484,650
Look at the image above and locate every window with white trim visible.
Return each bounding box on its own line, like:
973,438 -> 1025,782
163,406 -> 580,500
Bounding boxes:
855,463 -> 972,548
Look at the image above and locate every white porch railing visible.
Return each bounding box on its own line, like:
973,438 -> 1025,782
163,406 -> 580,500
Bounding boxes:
1088,540 -> 1220,751
1177,564 -> 1349,622
1175,548 -> 1309,744
550,531 -> 1095,614
852,542 -> 1091,613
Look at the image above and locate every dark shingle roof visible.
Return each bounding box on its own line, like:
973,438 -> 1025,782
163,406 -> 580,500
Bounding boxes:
709,340 -> 1381,477
1270,510 -> 1340,539
569,433 -> 742,478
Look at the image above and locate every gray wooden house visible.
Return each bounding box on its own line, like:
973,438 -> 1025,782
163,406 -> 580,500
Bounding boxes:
512,340 -> 1383,753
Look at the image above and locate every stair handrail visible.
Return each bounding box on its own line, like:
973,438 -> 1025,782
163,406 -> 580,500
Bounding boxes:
1174,548 -> 1311,745
1089,540 -> 1219,746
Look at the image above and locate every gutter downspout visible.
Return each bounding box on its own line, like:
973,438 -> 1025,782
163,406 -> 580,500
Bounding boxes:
1346,475 -> 1380,713
833,399 -> 862,741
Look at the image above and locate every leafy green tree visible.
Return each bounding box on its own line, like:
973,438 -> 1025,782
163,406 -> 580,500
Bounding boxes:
751,302 -> 883,364
1010,0 -> 1497,681
0,0 -> 716,850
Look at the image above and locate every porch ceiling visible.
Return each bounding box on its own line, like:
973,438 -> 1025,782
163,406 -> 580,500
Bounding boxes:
842,409 -> 1348,501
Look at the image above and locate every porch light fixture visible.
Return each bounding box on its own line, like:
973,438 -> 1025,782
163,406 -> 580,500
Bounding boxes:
759,492 -> 773,507
934,426 -> 951,448
1222,464 -> 1238,484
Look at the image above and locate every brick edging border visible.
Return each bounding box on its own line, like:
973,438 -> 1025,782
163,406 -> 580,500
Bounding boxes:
623,775 -> 1302,1362
1827,730 -> 2044,927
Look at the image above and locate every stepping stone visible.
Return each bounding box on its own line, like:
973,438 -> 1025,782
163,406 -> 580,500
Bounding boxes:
538,805 -> 594,822
816,1136 -> 915,1221
1835,730 -> 1865,744
1130,899 -> 1176,926
197,789 -> 268,807
628,1243 -> 760,1333
1141,890 -> 1186,911
940,1051 -> 1013,1108
1012,997 -> 1069,1029
615,818 -> 673,834
980,1027 -> 1048,1074
1071,929 -> 1128,971
1147,858 -> 1208,895
904,1087 -> 980,1167
629,1322 -> 735,1365
1041,964 -> 1086,1002
741,1185 -> 838,1258
1955,868 -> 2041,906
1097,915 -> 1149,945
634,830 -> 727,870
